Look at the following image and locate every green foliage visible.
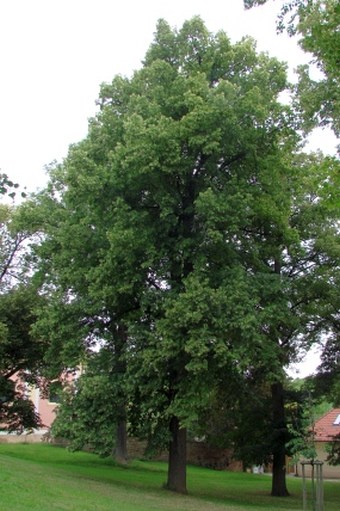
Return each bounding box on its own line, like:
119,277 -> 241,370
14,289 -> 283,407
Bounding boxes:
294,1 -> 340,136
0,172 -> 26,200
0,384 -> 40,433
0,286 -> 45,376
244,1 -> 340,136
51,342 -> 127,459
312,335 -> 340,406
200,377 -> 321,470
0,285 -> 45,432
33,17 -> 296,450
52,372 -> 118,456
326,434 -> 340,465
0,198 -> 49,432
28,17 -> 339,494
200,379 -> 274,468
285,393 -> 317,463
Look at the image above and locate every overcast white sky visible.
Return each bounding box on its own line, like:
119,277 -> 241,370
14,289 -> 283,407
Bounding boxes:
0,0 -> 335,377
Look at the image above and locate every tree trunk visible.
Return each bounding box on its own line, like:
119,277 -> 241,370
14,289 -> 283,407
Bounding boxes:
112,322 -> 128,464
114,418 -> 128,464
271,381 -> 290,497
166,416 -> 187,493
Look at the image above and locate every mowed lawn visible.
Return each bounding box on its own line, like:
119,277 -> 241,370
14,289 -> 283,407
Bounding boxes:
0,444 -> 339,511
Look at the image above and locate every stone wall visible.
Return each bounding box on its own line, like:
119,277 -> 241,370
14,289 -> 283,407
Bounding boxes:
127,437 -> 242,471
0,431 -> 48,443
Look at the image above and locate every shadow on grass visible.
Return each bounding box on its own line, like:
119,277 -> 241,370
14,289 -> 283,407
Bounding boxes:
1,443 -> 339,511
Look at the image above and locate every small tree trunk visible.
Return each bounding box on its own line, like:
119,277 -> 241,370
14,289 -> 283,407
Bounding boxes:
166,416 -> 187,494
112,322 -> 128,464
271,381 -> 290,497
115,418 -> 128,464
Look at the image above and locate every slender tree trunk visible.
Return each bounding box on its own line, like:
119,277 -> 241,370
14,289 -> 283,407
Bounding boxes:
271,381 -> 290,497
166,416 -> 187,494
115,417 -> 128,464
112,322 -> 128,464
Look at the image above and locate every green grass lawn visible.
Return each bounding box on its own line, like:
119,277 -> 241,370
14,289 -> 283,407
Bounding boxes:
0,443 -> 339,511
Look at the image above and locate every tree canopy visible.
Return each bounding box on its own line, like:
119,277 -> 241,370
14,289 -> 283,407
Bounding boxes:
0,284 -> 46,432
244,0 -> 340,137
0,193 -> 46,433
28,16 -> 339,496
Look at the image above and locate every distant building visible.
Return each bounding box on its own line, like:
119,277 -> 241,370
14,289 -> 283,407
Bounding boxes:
0,375 -> 70,443
298,408 -> 340,479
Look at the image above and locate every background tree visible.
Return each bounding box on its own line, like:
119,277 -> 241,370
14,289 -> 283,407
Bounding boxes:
244,0 -> 340,137
202,376 -> 319,474
0,204 -> 32,290
0,284 -> 46,432
245,4 -> 340,487
28,142 -> 148,463
0,183 -> 47,432
260,152 -> 339,495
192,146 -> 339,496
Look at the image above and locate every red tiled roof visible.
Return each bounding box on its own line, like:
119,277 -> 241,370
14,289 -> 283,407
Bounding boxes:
314,408 -> 340,442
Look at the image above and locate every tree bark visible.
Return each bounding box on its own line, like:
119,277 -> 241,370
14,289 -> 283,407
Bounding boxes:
271,381 -> 290,497
114,418 -> 128,464
112,322 -> 128,464
166,416 -> 187,493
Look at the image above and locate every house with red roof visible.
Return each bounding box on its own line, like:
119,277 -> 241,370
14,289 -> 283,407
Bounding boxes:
298,408 -> 340,479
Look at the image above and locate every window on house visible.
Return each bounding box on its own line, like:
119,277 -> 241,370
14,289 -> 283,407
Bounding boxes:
48,381 -> 62,404
333,414 -> 340,425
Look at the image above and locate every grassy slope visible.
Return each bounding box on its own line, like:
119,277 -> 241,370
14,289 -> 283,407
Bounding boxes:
0,444 -> 339,511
